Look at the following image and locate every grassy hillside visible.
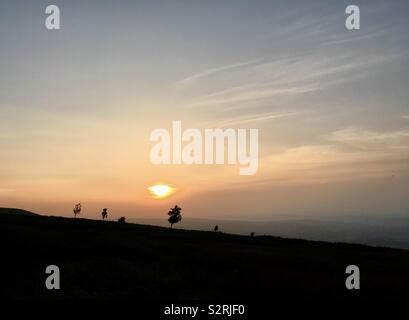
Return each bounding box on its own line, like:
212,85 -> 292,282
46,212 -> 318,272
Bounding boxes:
131,217 -> 409,249
0,209 -> 408,300
0,207 -> 39,217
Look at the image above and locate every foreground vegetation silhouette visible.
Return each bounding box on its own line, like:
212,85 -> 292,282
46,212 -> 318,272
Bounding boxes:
101,208 -> 108,220
168,205 -> 182,228
73,203 -> 81,218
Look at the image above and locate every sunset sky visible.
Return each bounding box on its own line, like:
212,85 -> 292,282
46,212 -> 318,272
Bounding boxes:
0,0 -> 408,221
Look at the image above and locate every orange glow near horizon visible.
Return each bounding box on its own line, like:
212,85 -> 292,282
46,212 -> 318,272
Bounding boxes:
148,184 -> 175,199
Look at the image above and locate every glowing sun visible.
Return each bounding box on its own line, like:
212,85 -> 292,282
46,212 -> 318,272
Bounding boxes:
148,184 -> 174,199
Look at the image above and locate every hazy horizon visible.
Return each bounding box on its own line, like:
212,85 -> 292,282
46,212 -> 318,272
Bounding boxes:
1,0 -> 408,222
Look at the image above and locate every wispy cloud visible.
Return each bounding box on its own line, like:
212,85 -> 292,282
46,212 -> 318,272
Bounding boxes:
175,58 -> 262,86
265,145 -> 409,184
190,85 -> 320,107
325,127 -> 409,145
321,25 -> 394,47
203,111 -> 299,128
183,53 -> 400,109
257,124 -> 409,185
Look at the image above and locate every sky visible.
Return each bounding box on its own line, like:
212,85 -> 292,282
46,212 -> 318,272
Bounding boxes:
0,0 -> 408,221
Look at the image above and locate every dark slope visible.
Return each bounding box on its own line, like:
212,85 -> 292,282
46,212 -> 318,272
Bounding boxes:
0,207 -> 39,217
0,211 -> 408,300
132,217 -> 409,249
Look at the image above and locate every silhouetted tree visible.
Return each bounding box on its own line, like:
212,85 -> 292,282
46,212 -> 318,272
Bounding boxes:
73,203 -> 81,218
214,225 -> 219,232
250,232 -> 255,237
101,208 -> 108,220
118,217 -> 126,223
168,205 -> 182,228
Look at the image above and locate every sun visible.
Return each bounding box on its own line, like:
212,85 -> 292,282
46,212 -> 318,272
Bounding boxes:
148,184 -> 174,199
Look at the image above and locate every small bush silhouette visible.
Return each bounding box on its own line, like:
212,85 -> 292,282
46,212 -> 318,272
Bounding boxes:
101,208 -> 108,220
214,225 -> 219,232
250,232 -> 255,237
168,205 -> 182,228
118,217 -> 126,223
73,203 -> 81,218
